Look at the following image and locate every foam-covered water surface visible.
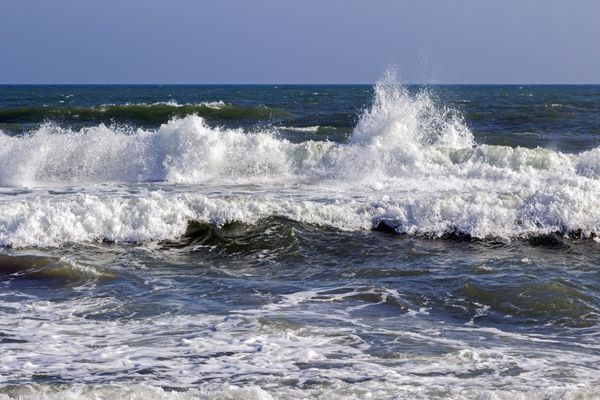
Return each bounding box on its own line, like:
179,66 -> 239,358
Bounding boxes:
1,80 -> 600,399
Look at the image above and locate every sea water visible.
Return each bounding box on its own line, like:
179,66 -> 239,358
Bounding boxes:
1,77 -> 600,399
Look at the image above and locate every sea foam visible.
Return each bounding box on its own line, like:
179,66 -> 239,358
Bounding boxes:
1,77 -> 600,246
2,285 -> 599,399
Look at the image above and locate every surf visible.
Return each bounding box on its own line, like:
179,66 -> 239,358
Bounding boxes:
1,76 -> 600,246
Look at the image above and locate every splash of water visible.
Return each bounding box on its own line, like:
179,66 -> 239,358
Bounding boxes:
1,75 -> 600,246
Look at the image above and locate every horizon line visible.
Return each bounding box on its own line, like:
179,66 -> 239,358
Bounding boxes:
2,82 -> 600,86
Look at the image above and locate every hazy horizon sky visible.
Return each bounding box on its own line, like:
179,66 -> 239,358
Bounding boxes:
1,0 -> 600,84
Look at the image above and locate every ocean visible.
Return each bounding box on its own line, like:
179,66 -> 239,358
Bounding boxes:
1,79 -> 600,399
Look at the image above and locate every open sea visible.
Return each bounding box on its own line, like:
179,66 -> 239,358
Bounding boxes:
1,79 -> 600,399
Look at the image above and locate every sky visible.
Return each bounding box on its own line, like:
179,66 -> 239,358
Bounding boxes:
1,0 -> 600,84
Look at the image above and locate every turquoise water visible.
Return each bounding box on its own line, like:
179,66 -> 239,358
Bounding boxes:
1,82 -> 600,399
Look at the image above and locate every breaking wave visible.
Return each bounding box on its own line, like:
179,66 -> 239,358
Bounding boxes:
0,101 -> 291,126
1,76 -> 600,246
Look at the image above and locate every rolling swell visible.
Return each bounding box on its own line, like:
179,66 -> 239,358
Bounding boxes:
0,254 -> 113,285
0,102 -> 292,127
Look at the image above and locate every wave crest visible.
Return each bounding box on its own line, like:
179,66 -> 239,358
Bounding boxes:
352,71 -> 473,149
0,102 -> 290,126
0,76 -> 474,187
2,76 -> 600,245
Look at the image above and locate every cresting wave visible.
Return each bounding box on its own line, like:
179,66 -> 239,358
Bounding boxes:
0,101 -> 290,126
1,77 -> 600,246
0,254 -> 113,284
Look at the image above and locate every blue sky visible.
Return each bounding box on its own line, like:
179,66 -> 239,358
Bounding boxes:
1,0 -> 599,84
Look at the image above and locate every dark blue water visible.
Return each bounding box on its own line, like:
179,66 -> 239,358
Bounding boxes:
2,84 -> 600,150
1,83 -> 600,399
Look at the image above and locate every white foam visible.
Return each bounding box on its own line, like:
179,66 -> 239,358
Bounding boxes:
1,76 -> 600,246
108,100 -> 228,108
0,384 -> 273,400
147,100 -> 227,109
1,287 -> 599,399
0,191 -> 373,247
1,384 -> 597,400
279,126 -> 320,132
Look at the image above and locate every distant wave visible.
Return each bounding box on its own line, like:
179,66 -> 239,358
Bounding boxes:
0,101 -> 292,125
279,125 -> 321,132
0,75 -> 472,187
1,75 -> 600,246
